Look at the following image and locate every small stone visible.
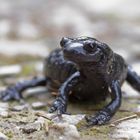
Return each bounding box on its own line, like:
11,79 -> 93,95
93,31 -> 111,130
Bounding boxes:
48,123 -> 80,140
32,102 -> 47,109
34,117 -> 45,123
0,103 -> 9,109
20,122 -> 41,134
52,114 -> 85,125
59,136 -> 63,140
0,103 -> 9,117
0,132 -> 8,140
64,124 -> 80,139
12,104 -> 29,111
0,111 -> 9,117
0,65 -> 21,77
34,117 -> 46,127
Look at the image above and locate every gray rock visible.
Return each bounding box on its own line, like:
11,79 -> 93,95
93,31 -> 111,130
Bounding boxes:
32,102 -> 47,109
0,102 -> 9,117
48,123 -> 80,140
0,111 -> 9,118
35,112 -> 85,125
113,118 -> 140,140
52,114 -> 85,125
0,103 -> 9,109
35,112 -> 84,139
12,104 -> 29,111
0,65 -> 21,77
34,117 -> 46,127
20,122 -> 42,134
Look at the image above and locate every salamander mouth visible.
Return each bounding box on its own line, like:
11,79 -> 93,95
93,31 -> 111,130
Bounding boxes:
64,48 -> 102,63
63,52 -> 82,63
63,53 -> 76,60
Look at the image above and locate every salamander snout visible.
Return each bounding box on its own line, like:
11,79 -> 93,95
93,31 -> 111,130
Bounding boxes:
60,37 -> 72,47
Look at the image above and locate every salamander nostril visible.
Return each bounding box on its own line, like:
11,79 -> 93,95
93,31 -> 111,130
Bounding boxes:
60,37 -> 70,47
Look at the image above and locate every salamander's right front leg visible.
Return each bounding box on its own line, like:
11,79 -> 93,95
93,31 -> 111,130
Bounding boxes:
0,77 -> 47,101
49,71 -> 80,115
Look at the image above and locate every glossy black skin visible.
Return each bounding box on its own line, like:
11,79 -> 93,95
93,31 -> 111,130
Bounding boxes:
1,37 -> 140,126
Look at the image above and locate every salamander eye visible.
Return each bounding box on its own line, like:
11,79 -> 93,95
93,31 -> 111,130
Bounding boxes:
83,42 -> 97,53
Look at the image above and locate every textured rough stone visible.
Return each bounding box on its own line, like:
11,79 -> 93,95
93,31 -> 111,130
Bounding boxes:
32,102 -> 47,109
113,118 -> 140,140
48,123 -> 80,140
0,132 -> 8,140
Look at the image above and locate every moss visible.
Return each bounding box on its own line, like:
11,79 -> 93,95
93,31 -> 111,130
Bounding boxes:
5,131 -> 14,138
21,64 -> 36,76
79,124 -> 114,140
76,119 -> 87,131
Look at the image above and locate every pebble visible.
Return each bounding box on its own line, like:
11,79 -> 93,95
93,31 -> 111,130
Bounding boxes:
0,111 -> 9,118
20,122 -> 42,134
0,102 -> 9,117
50,114 -> 85,125
0,65 -> 21,77
35,112 -> 83,139
34,117 -> 46,127
32,102 -> 47,109
12,104 -> 29,111
36,112 -> 85,125
0,103 -> 8,108
48,123 -> 80,140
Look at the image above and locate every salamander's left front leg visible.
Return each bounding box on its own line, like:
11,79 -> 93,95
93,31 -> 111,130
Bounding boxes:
86,80 -> 122,125
49,71 -> 80,115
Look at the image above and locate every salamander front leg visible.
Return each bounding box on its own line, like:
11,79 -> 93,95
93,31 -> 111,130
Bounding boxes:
49,72 -> 80,115
86,80 -> 122,125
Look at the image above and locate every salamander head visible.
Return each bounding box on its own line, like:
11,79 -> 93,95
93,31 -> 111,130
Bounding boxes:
60,36 -> 113,64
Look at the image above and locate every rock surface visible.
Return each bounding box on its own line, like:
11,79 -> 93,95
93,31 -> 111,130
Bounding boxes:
0,132 -> 8,140
0,103 -> 9,117
113,118 -> 140,140
48,123 -> 80,140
